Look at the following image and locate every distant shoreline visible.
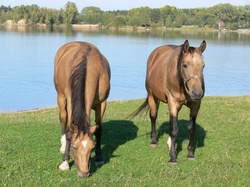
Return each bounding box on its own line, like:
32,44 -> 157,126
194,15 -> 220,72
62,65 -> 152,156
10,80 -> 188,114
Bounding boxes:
3,19 -> 250,34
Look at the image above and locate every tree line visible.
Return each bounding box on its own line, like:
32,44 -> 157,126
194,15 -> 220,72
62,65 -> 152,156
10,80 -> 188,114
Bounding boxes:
1,1 -> 250,30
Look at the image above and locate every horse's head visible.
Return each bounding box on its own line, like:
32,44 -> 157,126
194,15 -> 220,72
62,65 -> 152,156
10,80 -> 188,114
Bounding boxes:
71,125 -> 97,178
180,40 -> 206,102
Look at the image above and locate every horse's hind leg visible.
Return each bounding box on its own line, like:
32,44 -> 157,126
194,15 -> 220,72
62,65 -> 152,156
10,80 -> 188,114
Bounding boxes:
148,95 -> 159,146
168,100 -> 182,164
94,101 -> 107,165
58,95 -> 72,171
57,95 -> 67,154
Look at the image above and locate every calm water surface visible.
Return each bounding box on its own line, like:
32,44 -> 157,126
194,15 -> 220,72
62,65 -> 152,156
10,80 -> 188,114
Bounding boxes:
0,27 -> 250,112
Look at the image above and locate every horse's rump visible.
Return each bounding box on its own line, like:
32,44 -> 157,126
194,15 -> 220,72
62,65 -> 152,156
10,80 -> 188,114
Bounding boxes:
54,41 -> 110,133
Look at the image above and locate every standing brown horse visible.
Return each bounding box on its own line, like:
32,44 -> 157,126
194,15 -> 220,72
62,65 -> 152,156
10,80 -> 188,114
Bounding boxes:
133,40 -> 206,164
54,41 -> 110,177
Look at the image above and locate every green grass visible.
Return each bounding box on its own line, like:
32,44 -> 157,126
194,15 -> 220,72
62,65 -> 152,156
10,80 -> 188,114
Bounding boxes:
0,96 -> 249,186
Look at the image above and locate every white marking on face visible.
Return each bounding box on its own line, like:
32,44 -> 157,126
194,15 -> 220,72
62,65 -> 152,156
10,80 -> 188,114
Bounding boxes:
167,136 -> 171,151
82,140 -> 87,148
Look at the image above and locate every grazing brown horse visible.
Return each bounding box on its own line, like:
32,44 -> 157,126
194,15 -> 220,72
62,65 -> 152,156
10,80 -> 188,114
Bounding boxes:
133,40 -> 206,164
54,41 -> 110,177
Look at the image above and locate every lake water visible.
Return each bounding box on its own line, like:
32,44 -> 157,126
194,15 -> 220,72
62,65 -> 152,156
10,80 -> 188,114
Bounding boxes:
0,27 -> 250,112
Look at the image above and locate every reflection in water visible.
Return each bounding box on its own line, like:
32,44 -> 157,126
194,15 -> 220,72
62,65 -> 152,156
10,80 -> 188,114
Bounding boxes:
0,26 -> 250,111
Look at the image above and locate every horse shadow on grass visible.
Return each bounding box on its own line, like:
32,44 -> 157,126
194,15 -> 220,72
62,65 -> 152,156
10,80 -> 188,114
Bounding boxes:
157,120 -> 206,157
89,120 -> 138,174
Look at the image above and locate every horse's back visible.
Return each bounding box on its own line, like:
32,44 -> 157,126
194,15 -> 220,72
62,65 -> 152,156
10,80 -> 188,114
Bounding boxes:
147,45 -> 177,67
146,45 -> 180,102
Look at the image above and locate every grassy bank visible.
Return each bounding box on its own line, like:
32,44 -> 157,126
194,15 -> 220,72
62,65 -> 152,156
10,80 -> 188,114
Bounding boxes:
0,96 -> 249,186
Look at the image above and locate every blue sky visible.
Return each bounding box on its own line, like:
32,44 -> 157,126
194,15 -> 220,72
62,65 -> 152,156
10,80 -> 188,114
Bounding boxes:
1,0 -> 249,11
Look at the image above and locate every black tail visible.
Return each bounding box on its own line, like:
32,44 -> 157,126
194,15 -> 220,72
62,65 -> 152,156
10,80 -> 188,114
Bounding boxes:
70,54 -> 90,136
128,99 -> 149,119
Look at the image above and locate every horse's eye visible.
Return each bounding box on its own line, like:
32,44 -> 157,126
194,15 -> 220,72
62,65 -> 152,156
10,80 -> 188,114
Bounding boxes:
183,64 -> 188,68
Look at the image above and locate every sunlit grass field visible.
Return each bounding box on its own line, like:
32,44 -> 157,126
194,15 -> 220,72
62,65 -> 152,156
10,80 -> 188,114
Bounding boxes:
0,96 -> 249,186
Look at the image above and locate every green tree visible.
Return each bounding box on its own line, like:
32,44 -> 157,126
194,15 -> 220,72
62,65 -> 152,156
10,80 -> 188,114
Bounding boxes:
80,6 -> 102,24
165,16 -> 172,27
160,5 -> 172,26
63,1 -> 78,24
28,4 -> 41,24
150,8 -> 160,23
12,6 -> 22,22
44,8 -> 60,26
101,12 -> 115,26
172,11 -> 183,28
114,16 -> 126,27
127,7 -> 151,27
0,5 -> 12,23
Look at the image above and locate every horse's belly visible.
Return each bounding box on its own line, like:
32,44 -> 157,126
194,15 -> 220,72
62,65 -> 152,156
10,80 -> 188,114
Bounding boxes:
152,88 -> 167,103
146,66 -> 168,103
146,79 -> 167,103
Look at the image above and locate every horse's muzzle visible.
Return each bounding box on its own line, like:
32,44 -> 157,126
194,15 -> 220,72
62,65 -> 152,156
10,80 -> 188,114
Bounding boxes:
184,75 -> 204,101
77,170 -> 90,178
190,89 -> 203,101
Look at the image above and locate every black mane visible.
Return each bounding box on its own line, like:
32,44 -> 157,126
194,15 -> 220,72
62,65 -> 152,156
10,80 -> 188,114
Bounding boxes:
70,47 -> 92,136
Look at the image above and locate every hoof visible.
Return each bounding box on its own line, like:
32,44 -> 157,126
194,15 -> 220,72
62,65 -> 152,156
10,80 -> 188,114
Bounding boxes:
187,156 -> 196,161
150,143 -> 158,147
168,160 -> 178,165
95,160 -> 104,166
59,161 -> 70,171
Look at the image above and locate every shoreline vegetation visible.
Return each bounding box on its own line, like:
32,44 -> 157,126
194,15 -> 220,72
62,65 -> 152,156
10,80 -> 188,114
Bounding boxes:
1,3 -> 250,34
2,19 -> 250,34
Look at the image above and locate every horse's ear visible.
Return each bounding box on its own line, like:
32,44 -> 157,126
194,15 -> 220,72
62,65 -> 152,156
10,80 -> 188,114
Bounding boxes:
183,40 -> 189,53
199,40 -> 206,53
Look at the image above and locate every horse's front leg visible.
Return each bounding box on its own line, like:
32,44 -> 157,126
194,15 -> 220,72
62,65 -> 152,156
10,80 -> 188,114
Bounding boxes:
168,115 -> 178,164
168,101 -> 182,164
187,114 -> 196,159
59,130 -> 72,171
187,103 -> 200,160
